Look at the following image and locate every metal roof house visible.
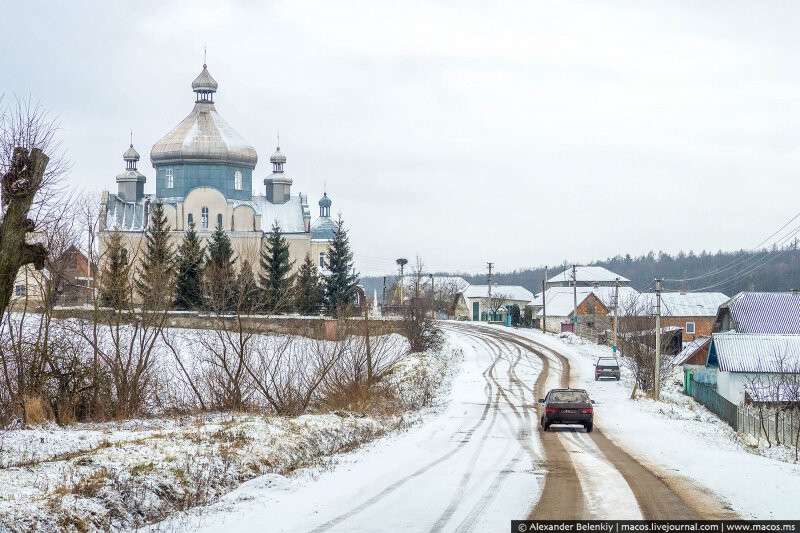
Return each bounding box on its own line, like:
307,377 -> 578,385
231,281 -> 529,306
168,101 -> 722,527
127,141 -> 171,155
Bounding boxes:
715,291 -> 800,334
706,332 -> 800,404
545,266 -> 631,289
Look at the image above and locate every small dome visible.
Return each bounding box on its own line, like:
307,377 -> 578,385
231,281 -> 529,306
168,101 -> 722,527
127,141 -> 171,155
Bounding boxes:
123,144 -> 140,161
318,192 -> 332,208
270,146 -> 287,164
311,216 -> 337,240
192,64 -> 218,93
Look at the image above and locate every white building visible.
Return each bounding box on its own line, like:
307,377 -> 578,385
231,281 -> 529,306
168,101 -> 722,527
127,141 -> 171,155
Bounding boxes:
708,333 -> 800,405
454,285 -> 534,321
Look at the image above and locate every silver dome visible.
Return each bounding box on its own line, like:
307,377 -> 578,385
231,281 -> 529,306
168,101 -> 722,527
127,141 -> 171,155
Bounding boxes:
191,64 -> 218,93
123,144 -> 140,161
270,146 -> 287,164
150,101 -> 258,167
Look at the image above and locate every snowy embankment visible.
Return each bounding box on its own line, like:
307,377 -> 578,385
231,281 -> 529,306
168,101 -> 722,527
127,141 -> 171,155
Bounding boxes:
496,325 -> 800,519
0,340 -> 460,532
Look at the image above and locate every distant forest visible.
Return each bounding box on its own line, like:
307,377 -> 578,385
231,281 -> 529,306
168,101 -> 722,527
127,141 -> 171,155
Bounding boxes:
361,244 -> 800,301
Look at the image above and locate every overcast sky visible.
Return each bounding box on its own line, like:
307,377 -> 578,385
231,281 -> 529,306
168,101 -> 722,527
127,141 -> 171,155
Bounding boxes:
3,1 -> 800,275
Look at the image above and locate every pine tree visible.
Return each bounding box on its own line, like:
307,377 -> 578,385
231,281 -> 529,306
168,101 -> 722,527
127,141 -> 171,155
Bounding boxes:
174,222 -> 205,310
294,254 -> 323,314
235,259 -> 260,313
259,220 -> 294,313
204,221 -> 236,312
323,215 -> 359,315
99,231 -> 131,309
135,202 -> 175,309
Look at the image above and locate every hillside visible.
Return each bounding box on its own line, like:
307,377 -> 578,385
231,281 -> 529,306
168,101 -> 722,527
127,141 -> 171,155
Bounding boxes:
361,245 -> 800,301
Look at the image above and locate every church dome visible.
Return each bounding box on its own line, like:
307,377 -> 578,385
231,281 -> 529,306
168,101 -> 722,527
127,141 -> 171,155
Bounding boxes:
150,64 -> 258,168
191,64 -> 218,93
270,146 -> 287,164
123,144 -> 140,162
319,192 -> 332,208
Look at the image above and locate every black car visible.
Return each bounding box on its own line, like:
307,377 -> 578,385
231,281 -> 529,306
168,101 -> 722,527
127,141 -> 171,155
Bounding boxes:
594,357 -> 621,381
539,388 -> 594,432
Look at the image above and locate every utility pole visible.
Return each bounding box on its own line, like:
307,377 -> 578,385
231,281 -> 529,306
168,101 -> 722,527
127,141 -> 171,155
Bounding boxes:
487,262 -> 494,321
541,265 -> 548,333
572,264 -> 578,331
382,276 -> 387,308
654,278 -> 663,401
429,273 -> 435,319
612,277 -> 619,355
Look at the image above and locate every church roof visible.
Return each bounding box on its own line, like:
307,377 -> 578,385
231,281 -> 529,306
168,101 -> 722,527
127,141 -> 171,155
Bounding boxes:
123,144 -> 140,161
311,216 -> 337,240
150,102 -> 257,167
151,65 -> 257,168
104,193 -> 150,231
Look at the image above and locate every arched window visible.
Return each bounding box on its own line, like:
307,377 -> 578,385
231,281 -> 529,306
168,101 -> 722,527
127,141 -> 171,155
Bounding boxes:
166,168 -> 174,189
187,213 -> 194,226
319,252 -> 326,269
217,213 -> 223,228
234,170 -> 242,191
201,207 -> 209,229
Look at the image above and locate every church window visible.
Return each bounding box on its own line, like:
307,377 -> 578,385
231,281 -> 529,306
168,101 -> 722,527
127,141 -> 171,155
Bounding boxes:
187,213 -> 193,226
166,168 -> 174,189
14,284 -> 26,297
234,170 -> 242,191
217,213 -> 223,228
201,207 -> 209,229
319,252 -> 326,269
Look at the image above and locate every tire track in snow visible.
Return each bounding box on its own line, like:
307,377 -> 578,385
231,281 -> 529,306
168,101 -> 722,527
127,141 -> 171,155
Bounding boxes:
307,330 -> 504,533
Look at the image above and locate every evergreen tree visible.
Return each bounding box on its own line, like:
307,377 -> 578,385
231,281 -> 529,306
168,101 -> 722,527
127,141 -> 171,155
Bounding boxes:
324,215 -> 359,315
235,259 -> 260,313
204,221 -> 236,311
99,231 -> 131,309
174,222 -> 205,310
294,253 -> 323,314
259,220 -> 294,313
135,202 -> 175,309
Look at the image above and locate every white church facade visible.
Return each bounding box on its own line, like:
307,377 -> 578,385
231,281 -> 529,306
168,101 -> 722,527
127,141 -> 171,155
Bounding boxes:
99,62 -> 337,273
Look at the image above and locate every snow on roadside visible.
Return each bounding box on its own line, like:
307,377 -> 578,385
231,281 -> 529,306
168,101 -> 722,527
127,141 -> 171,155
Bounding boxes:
495,325 -> 800,519
0,342 -> 461,532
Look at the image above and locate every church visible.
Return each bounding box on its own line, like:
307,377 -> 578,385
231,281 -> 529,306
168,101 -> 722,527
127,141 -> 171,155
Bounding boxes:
99,62 -> 337,274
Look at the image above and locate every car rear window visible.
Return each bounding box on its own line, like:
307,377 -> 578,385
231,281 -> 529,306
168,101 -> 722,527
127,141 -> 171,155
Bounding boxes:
598,358 -> 619,366
549,391 -> 589,403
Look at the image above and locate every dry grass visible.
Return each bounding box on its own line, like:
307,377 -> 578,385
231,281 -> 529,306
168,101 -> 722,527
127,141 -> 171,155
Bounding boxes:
23,395 -> 49,424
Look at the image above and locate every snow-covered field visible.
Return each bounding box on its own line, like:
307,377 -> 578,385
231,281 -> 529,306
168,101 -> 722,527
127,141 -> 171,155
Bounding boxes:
0,340 -> 459,532
499,325 -> 800,519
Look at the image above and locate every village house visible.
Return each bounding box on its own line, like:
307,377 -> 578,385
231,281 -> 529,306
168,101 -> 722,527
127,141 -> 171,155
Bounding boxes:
638,291 -> 729,343
545,266 -> 631,289
705,333 -> 800,405
454,285 -> 534,322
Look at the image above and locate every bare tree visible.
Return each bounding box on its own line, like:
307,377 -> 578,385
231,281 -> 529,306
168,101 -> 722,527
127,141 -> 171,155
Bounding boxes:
486,292 -> 509,321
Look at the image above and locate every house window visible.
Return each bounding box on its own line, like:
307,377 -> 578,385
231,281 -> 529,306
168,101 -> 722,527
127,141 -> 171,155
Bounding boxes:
686,321 -> 696,334
14,284 -> 26,297
217,213 -> 223,228
234,170 -> 242,191
319,252 -> 326,269
201,207 -> 209,229
166,168 -> 174,189
187,213 -> 193,226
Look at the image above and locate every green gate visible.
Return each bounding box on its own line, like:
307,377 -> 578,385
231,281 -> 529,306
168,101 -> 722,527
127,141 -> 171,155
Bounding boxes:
472,301 -> 479,321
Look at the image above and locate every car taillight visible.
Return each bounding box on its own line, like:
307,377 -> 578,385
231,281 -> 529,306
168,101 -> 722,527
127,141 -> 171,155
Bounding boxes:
545,407 -> 559,415
581,407 -> 593,414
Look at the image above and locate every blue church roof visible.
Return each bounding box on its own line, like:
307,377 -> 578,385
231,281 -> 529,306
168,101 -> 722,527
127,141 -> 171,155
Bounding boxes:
311,216 -> 337,240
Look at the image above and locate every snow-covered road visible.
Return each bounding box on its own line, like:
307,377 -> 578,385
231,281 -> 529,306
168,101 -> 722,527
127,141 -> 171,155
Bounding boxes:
160,324 -> 734,531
